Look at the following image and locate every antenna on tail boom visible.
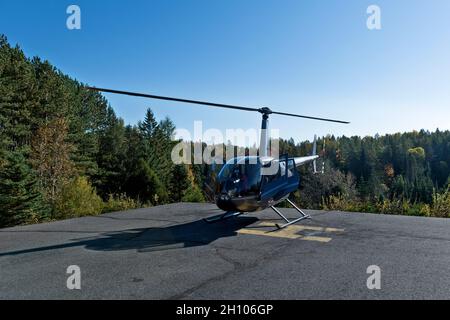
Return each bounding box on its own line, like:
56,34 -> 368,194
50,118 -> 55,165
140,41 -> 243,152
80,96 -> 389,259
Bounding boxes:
321,139 -> 326,174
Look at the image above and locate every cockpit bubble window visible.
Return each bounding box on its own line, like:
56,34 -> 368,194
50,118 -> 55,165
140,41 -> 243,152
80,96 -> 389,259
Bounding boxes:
218,157 -> 262,197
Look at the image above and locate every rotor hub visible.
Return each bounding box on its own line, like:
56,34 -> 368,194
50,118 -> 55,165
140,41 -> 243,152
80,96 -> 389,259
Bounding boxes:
258,107 -> 273,115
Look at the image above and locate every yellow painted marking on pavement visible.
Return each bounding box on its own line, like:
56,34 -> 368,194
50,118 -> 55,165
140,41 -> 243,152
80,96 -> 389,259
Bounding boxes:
238,228 -> 300,239
256,222 -> 344,233
237,222 -> 344,243
300,236 -> 332,243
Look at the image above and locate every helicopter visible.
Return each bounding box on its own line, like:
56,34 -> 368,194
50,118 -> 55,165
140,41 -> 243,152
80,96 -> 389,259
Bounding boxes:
87,87 -> 349,229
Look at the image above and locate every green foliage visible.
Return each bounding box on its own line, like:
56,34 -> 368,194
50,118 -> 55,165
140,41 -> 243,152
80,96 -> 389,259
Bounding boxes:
321,192 -> 447,218
54,176 -> 103,218
321,194 -> 353,212
103,194 -> 140,213
169,165 -> 190,202
281,129 -> 450,217
408,147 -> 425,159
376,198 -> 412,215
124,159 -> 168,205
94,107 -> 127,196
298,164 -> 357,209
1,34 -> 450,227
0,36 -> 209,227
31,117 -> 75,205
0,150 -> 49,227
430,187 -> 450,218
182,185 -> 206,203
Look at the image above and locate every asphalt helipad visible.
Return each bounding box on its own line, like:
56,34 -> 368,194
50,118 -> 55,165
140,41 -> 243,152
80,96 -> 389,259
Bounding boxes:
0,203 -> 449,299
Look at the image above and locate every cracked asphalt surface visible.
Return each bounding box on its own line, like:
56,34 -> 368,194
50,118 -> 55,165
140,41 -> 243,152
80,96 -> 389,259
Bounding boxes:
0,203 -> 449,299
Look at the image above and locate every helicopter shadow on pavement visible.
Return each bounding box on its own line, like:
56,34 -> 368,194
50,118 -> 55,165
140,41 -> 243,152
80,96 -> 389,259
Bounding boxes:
0,216 -> 259,256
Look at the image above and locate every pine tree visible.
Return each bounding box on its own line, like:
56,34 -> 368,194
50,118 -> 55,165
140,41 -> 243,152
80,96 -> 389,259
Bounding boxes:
0,36 -> 36,148
124,159 -> 167,204
95,107 -> 127,196
139,109 -> 176,192
169,165 -> 189,202
139,108 -> 158,138
0,150 -> 48,227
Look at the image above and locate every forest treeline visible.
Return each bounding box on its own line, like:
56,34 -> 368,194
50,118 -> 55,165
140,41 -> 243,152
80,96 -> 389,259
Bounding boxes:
278,131 -> 450,217
1,35 -> 449,227
0,35 -> 205,227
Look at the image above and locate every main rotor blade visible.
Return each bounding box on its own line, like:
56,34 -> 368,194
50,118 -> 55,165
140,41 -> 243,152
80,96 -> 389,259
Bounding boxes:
271,111 -> 350,124
86,87 -> 259,113
86,86 -> 350,124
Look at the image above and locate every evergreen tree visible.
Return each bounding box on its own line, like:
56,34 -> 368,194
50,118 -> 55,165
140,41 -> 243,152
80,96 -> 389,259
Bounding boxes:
0,36 -> 35,148
138,108 -> 158,138
95,107 -> 127,196
169,165 -> 189,202
124,159 -> 167,205
0,150 -> 48,227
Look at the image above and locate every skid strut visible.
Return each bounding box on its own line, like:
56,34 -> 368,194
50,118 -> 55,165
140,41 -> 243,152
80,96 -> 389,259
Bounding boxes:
271,198 -> 311,230
204,211 -> 243,223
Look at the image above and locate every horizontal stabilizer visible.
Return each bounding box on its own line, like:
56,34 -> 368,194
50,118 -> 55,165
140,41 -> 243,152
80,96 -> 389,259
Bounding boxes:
294,155 -> 319,167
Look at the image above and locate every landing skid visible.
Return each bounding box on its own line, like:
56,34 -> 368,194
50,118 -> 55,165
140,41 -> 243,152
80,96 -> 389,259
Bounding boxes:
271,198 -> 311,230
204,211 -> 243,223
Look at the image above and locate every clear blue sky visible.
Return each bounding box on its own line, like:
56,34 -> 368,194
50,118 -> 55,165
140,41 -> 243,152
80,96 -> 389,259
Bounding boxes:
1,0 -> 450,142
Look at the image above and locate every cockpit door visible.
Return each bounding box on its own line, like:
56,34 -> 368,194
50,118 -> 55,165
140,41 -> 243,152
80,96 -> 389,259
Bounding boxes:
286,157 -> 300,191
260,154 -> 288,202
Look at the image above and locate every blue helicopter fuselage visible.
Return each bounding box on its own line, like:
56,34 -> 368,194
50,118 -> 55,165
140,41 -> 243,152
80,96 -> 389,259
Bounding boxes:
215,156 -> 300,212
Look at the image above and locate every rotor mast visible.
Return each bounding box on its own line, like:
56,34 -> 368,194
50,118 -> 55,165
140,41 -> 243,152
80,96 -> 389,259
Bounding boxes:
258,107 -> 272,158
